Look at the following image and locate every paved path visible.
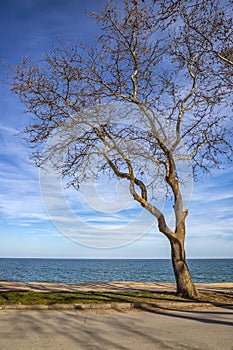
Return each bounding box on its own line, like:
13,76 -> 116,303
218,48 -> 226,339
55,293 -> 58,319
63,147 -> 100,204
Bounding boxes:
0,308 -> 232,350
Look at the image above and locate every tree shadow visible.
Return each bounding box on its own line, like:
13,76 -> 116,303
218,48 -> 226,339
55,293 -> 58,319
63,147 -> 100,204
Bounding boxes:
139,304 -> 233,326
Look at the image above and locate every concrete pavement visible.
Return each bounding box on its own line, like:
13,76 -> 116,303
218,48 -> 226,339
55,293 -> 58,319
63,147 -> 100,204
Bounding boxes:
0,308 -> 232,350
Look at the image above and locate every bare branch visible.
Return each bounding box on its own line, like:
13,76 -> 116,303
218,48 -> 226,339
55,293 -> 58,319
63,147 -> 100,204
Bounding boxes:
7,0 -> 233,298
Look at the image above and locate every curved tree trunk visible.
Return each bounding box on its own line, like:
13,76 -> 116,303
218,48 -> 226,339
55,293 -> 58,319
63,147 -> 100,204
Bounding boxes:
170,237 -> 198,298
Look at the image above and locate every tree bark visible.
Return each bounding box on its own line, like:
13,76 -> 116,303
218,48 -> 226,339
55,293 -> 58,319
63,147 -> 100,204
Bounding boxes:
170,237 -> 198,298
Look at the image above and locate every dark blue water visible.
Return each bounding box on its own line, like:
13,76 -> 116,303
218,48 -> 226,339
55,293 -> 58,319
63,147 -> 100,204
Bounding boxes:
0,258 -> 232,284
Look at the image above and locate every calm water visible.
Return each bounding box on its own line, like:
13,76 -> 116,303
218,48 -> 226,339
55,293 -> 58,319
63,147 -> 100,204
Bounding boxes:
0,258 -> 232,284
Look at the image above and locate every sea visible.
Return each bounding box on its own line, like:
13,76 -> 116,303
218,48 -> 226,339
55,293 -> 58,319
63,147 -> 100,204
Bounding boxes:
0,258 -> 232,284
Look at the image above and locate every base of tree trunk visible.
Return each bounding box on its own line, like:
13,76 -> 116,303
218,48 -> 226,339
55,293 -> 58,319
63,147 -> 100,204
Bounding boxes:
174,263 -> 198,299
171,240 -> 198,299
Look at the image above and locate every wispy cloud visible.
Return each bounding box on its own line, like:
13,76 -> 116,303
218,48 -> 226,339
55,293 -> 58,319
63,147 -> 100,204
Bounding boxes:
185,167 -> 233,249
0,125 -> 47,225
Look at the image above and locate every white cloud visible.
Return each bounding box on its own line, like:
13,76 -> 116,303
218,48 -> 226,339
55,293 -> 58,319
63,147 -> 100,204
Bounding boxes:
0,125 -> 47,224
0,115 -> 232,256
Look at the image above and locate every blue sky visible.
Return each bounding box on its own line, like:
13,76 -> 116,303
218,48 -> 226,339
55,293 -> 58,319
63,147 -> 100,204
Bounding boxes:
0,0 -> 232,259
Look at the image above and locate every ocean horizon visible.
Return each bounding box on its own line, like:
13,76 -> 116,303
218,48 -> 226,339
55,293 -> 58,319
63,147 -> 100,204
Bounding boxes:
0,258 -> 232,284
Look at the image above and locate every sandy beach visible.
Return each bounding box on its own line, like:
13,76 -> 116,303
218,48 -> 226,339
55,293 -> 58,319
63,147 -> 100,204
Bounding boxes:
0,280 -> 233,293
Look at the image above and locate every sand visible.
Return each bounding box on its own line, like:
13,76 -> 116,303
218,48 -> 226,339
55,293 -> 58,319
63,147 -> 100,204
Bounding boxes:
0,280 -> 232,292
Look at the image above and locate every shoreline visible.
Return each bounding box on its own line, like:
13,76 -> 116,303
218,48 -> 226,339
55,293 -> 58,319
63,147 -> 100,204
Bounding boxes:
0,281 -> 232,293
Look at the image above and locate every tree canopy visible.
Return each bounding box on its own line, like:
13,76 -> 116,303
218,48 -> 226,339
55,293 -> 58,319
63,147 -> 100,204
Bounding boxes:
8,0 -> 233,297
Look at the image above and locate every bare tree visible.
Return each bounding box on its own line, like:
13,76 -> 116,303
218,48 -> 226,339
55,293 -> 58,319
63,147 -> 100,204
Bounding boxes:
8,0 -> 232,298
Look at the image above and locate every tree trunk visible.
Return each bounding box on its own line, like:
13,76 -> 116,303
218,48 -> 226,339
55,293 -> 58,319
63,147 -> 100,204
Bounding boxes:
170,238 -> 198,299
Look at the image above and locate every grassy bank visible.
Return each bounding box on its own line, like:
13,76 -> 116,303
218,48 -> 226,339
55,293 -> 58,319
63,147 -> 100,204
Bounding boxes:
0,290 -> 232,306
